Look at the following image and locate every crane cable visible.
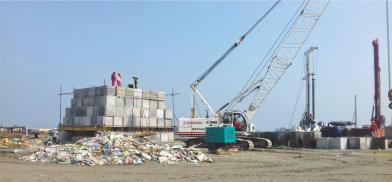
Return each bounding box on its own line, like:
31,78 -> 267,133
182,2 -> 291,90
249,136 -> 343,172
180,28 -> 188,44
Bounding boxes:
194,0 -> 281,85
227,0 -> 308,111
288,56 -> 306,128
387,0 -> 391,91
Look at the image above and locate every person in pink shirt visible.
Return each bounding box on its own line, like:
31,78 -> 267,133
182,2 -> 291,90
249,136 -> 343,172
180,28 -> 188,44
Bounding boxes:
111,72 -> 116,86
117,73 -> 122,87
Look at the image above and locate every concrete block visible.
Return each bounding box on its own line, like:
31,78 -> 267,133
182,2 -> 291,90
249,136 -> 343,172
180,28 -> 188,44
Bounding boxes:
124,107 -> 133,117
115,106 -> 124,116
71,98 -> 83,107
141,109 -> 149,118
164,110 -> 173,119
92,106 -> 100,116
105,87 -> 116,96
133,89 -> 142,98
149,100 -> 158,109
94,96 -> 106,105
82,97 -> 94,107
157,91 -> 166,101
125,89 -> 134,97
158,101 -> 166,109
94,86 -> 105,96
160,132 -> 169,143
316,137 -> 330,149
73,89 -> 83,98
75,107 -> 87,116
156,132 -> 174,143
347,137 -> 371,149
65,108 -> 71,117
124,88 -> 141,97
347,137 -> 360,149
149,109 -> 157,117
142,91 -> 151,99
90,116 -> 97,126
104,105 -> 115,116
106,96 -> 116,106
329,137 -> 347,150
140,118 -> 149,128
123,117 -> 131,127
371,138 -> 389,150
88,87 -> 95,97
113,117 -> 124,127
74,116 -> 91,126
157,109 -> 164,118
132,117 -> 141,128
149,118 -> 157,128
71,98 -> 77,107
385,126 -> 392,139
97,116 -> 113,126
73,88 -> 90,98
168,132 -> 174,142
132,108 -> 141,118
81,88 -> 89,97
63,116 -> 73,126
115,87 -> 126,97
125,98 -> 134,107
133,99 -> 142,108
115,97 -> 124,106
86,106 -> 94,116
150,91 -> 158,100
157,118 -> 165,128
142,99 -> 150,109
164,119 -> 172,128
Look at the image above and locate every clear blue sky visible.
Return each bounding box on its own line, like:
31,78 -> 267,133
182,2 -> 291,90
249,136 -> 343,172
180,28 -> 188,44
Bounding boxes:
0,1 -> 391,130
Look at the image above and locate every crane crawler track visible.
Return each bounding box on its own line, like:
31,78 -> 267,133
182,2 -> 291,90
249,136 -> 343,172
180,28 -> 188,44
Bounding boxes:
238,137 -> 272,149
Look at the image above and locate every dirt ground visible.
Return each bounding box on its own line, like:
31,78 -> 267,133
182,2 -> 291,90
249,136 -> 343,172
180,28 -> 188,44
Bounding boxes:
1,148 -> 392,182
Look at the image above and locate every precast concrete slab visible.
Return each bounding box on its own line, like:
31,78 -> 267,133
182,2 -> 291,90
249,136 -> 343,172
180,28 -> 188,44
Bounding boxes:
329,137 -> 347,150
316,137 -> 329,149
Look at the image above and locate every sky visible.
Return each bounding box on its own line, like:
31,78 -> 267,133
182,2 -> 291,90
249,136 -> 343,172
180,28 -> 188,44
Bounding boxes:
0,1 -> 391,131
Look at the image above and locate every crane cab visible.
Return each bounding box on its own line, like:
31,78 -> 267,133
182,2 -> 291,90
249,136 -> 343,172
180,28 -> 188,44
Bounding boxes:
221,111 -> 256,135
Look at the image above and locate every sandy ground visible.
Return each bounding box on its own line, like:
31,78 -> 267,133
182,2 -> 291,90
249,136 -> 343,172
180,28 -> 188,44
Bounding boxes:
1,148 -> 392,182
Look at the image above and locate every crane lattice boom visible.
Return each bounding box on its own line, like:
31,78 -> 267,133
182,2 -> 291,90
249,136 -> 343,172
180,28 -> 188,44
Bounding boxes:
226,0 -> 330,120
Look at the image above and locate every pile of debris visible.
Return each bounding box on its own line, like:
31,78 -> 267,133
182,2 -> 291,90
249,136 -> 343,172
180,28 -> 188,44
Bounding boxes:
20,133 -> 212,165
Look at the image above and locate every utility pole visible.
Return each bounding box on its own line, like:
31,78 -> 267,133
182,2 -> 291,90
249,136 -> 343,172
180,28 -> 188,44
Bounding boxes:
354,95 -> 358,128
386,0 -> 392,106
58,84 -> 73,126
166,89 -> 180,126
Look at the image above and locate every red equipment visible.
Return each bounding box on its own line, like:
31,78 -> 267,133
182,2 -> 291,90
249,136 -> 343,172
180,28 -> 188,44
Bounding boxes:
371,39 -> 385,138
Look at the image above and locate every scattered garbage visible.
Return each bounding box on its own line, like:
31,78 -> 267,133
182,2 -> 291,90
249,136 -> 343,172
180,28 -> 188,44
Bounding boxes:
19,133 -> 213,166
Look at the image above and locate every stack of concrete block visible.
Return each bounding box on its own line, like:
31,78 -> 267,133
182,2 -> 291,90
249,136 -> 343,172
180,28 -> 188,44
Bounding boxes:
316,137 -> 347,149
63,86 -> 173,129
317,137 -> 372,150
145,132 -> 175,143
347,137 -> 372,149
316,137 -> 330,149
328,137 -> 347,149
385,126 -> 392,139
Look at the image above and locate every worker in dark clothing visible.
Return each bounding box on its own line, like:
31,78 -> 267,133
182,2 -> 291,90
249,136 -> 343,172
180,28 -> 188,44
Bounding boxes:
133,76 -> 139,89
128,82 -> 134,88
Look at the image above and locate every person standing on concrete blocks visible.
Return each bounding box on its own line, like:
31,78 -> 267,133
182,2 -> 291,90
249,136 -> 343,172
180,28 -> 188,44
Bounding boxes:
117,73 -> 122,87
111,72 -> 117,86
370,120 -> 377,137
